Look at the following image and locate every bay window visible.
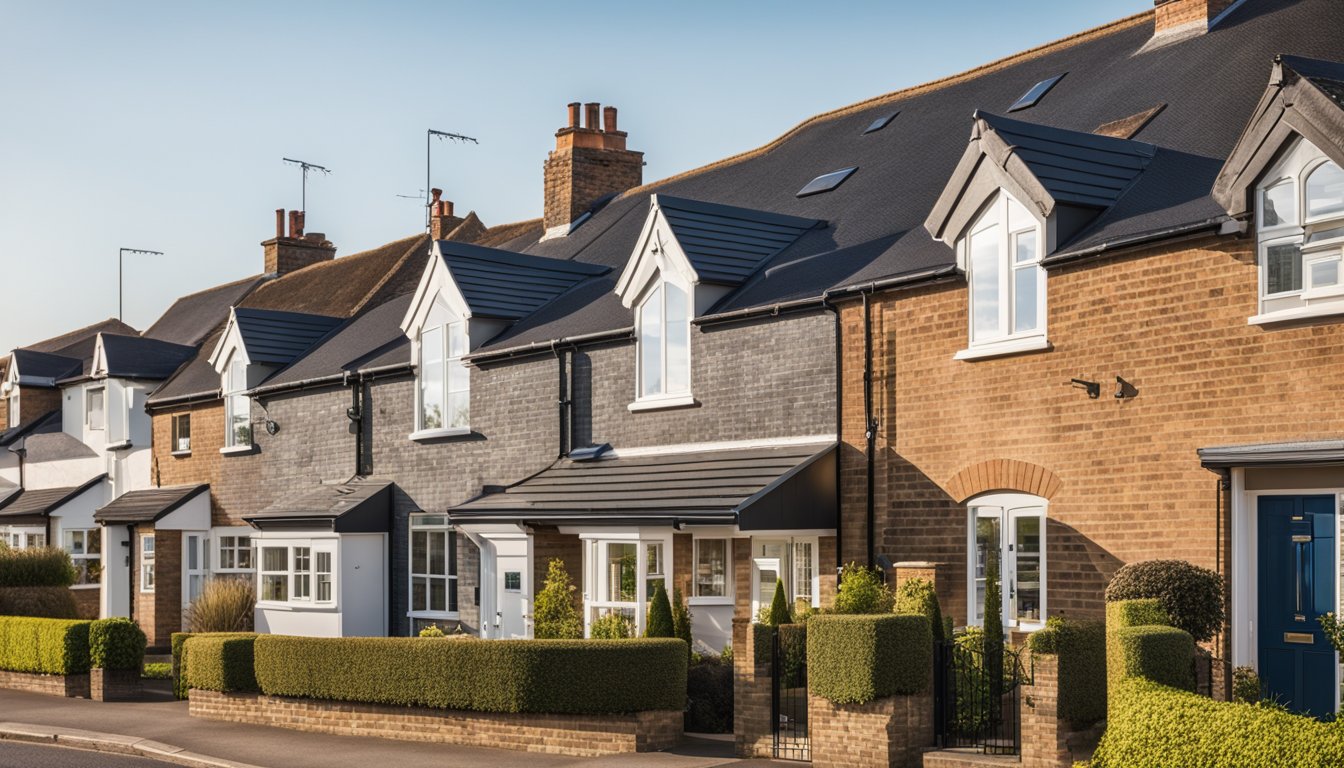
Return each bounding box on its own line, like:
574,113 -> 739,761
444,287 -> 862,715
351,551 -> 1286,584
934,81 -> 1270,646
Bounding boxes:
224,358 -> 251,448
959,191 -> 1046,356
636,279 -> 691,401
967,493 -> 1046,629
259,544 -> 335,605
64,529 -> 101,586
409,515 -> 457,617
417,322 -> 469,433
260,546 -> 287,601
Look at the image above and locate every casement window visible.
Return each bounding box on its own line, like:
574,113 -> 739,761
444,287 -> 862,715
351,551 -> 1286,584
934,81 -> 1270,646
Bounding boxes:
2,527 -> 45,549
584,536 -> 672,636
417,322 -> 469,433
1254,138 -> 1344,322
171,414 -> 191,454
140,535 -> 155,593
216,534 -> 253,571
260,546 -> 287,601
749,538 -> 819,618
409,515 -> 457,617
87,388 -> 105,431
64,529 -> 102,586
223,358 -> 251,448
961,191 -> 1045,351
792,540 -> 816,606
967,493 -> 1046,630
636,280 -> 691,402
693,538 -> 730,599
259,544 -> 334,605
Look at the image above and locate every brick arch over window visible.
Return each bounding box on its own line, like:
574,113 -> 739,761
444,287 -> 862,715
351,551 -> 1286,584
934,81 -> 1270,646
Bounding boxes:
946,460 -> 1062,503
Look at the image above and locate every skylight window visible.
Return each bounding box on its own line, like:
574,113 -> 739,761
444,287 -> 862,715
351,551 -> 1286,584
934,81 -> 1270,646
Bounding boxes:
797,167 -> 857,198
1008,74 -> 1066,112
863,112 -> 899,135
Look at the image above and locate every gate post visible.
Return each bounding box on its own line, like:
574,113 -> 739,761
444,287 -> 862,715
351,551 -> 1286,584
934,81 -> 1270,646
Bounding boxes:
733,618 -> 774,758
1020,652 -> 1070,768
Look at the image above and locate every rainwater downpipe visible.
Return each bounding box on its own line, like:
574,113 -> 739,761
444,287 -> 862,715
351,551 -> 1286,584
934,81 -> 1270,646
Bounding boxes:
552,342 -> 571,459
345,372 -> 364,477
821,292 -> 843,575
863,286 -> 877,570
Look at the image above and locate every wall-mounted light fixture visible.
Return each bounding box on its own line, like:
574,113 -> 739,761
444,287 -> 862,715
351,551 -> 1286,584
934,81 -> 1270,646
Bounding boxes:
265,419 -> 280,436
1070,378 -> 1101,399
1115,376 -> 1138,400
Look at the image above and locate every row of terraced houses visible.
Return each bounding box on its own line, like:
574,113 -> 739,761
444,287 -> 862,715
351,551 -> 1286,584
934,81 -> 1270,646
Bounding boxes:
3,0 -> 1344,719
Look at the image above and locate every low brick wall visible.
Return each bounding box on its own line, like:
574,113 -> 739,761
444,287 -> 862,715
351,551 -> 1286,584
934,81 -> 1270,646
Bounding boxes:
0,669 -> 90,698
91,668 -> 142,702
732,618 -> 773,759
1021,653 -> 1070,768
809,689 -> 933,768
189,690 -> 681,756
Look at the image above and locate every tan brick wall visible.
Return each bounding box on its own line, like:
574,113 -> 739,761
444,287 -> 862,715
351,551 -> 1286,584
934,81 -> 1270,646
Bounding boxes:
152,402 -> 227,524
732,618 -> 773,758
1155,0 -> 1235,33
1021,653 -> 1070,768
0,669 -> 89,698
188,690 -> 681,756
809,689 -> 934,768
843,234 -> 1344,645
90,669 -> 142,702
132,524 -> 181,649
16,385 -> 60,425
531,528 -> 581,617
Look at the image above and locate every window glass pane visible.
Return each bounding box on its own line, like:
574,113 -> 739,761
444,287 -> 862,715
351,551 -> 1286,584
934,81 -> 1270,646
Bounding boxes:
1310,258 -> 1340,288
1013,263 -> 1039,333
430,577 -> 446,612
88,389 -> 105,430
970,225 -> 1002,337
504,571 -> 522,591
316,552 -> 332,602
66,530 -> 84,555
87,531 -> 101,556
1307,162 -> 1344,219
639,287 -> 663,397
262,574 -> 286,601
429,531 -> 446,576
229,393 -> 251,446
448,322 -> 467,358
1007,194 -> 1033,232
972,511 -> 1000,623
1015,514 -> 1042,624
757,565 -> 779,609
1261,181 -> 1296,228
645,542 -> 663,576
1266,241 -> 1303,294
1308,225 -> 1344,244
793,542 -> 814,603
606,543 -> 637,602
664,283 -> 689,394
446,391 -> 469,430
414,516 -> 447,528
411,531 -> 427,574
262,546 -> 286,572
412,576 -> 427,611
695,539 -> 728,598
420,360 -> 444,431
1014,229 -> 1037,264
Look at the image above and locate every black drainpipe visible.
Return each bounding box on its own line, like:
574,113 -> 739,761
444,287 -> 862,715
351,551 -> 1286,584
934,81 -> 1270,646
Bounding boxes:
346,373 -> 364,476
1216,468 -> 1231,660
126,523 -> 135,618
552,342 -> 571,459
821,292 -> 843,575
862,287 -> 877,569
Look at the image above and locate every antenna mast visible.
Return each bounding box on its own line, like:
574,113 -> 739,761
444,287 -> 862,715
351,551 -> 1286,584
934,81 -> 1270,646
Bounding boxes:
426,129 -> 478,230
282,157 -> 331,214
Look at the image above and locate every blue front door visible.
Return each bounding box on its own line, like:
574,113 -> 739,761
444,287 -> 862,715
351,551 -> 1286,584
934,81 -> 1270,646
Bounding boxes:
1257,495 -> 1336,718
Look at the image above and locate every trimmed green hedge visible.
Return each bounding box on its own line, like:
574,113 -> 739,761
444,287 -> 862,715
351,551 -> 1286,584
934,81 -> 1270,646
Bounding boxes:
1111,625 -> 1194,692
1027,618 -> 1106,725
808,614 -> 930,704
253,635 -> 687,714
1106,598 -> 1168,630
0,586 -> 79,618
90,618 -> 146,671
0,547 -> 76,588
184,634 -> 258,693
0,616 -> 90,674
1091,677 -> 1344,768
171,632 -> 191,699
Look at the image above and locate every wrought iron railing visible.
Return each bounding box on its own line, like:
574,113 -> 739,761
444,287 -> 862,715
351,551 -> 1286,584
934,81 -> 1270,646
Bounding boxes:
933,637 -> 1025,755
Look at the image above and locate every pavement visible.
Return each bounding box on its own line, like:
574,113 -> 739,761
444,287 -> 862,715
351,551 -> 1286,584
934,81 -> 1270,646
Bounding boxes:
0,687 -> 782,768
0,741 -> 181,767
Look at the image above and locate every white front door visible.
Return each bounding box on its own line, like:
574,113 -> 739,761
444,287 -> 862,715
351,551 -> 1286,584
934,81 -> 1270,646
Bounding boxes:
184,532 -> 210,618
969,493 -> 1047,629
752,556 -> 783,619
495,549 -> 529,638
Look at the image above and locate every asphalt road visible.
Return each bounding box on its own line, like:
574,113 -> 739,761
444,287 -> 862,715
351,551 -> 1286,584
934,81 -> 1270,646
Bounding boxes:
0,742 -> 176,768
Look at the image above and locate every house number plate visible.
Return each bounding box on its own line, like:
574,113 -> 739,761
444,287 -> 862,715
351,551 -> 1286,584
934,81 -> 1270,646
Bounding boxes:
1284,632 -> 1315,645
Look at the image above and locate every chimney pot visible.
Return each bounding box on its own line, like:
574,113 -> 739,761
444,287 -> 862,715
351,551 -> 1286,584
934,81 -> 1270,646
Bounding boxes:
603,106 -> 618,134
274,209 -> 285,239
431,188 -> 443,204
264,210 -> 335,276
567,102 -> 581,128
584,102 -> 600,130
287,211 -> 299,238
544,103 -> 643,231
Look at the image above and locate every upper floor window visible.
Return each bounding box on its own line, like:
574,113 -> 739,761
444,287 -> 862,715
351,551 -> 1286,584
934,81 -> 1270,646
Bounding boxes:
1254,138 -> 1344,323
87,387 -> 105,431
172,413 -> 191,454
224,358 -> 251,448
962,191 -> 1045,352
636,280 -> 690,401
6,391 -> 16,428
417,322 -> 469,433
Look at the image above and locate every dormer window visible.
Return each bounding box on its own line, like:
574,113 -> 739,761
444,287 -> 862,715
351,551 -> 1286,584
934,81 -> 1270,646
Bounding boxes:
417,321 -> 469,434
87,387 -> 105,431
959,191 -> 1046,356
1252,137 -> 1344,323
224,357 -> 251,448
636,279 -> 690,402
5,391 -> 15,429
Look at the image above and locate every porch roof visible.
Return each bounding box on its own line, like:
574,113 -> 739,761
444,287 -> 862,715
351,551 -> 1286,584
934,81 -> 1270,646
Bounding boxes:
1198,439 -> 1344,468
0,475 -> 106,524
449,442 -> 836,530
243,479 -> 393,533
94,484 -> 209,524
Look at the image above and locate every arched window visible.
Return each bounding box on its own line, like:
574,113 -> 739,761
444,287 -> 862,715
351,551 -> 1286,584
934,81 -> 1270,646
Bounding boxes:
636,279 -> 690,401
961,191 -> 1045,350
967,492 -> 1046,629
1254,138 -> 1344,319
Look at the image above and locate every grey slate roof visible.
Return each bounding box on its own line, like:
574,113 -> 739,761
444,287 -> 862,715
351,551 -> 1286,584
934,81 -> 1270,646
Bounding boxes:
450,442 -> 836,530
97,334 -> 198,380
19,318 -> 137,357
437,241 -> 608,321
230,308 -> 343,367
145,327 -> 226,405
94,484 -> 209,524
142,276 -> 264,347
0,409 -> 59,448
654,195 -> 824,286
0,475 -> 105,520
244,479 -> 393,533
10,349 -> 81,386
255,294 -> 414,393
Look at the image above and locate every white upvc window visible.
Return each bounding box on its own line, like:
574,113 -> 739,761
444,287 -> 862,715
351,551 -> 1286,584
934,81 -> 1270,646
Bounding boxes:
635,279 -> 691,402
216,534 -> 254,572
87,387 -> 105,431
224,358 -> 251,448
64,529 -> 102,586
749,537 -> 820,619
409,515 -> 457,618
416,322 -> 469,434
6,391 -> 16,428
2,527 -> 46,549
584,535 -> 671,636
967,493 -> 1046,630
1253,138 -> 1344,323
140,535 -> 155,593
171,414 -> 191,454
260,546 -> 287,601
259,544 -> 334,605
692,538 -> 731,601
962,191 -> 1045,352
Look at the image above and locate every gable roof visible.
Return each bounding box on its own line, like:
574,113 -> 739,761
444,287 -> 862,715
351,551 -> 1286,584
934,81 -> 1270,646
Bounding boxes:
9,349 -> 82,387
254,294 -> 414,394
142,276 -> 264,347
93,484 -> 209,524
433,241 -> 609,322
20,318 -> 138,357
0,475 -> 105,521
94,334 -> 198,380
1214,54 -> 1344,217
217,307 -> 343,368
648,195 -> 824,286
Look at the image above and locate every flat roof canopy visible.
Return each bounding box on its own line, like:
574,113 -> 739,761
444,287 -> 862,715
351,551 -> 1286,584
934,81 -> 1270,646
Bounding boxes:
244,479 -> 393,533
1199,439 -> 1344,469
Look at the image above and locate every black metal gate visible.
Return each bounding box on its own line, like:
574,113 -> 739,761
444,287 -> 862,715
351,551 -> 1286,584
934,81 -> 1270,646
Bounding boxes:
933,637 -> 1025,755
771,626 -> 809,761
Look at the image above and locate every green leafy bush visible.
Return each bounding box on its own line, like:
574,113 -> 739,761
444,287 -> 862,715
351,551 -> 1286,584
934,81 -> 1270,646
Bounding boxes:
685,653 -> 732,733
142,662 -> 171,680
763,579 -> 792,626
1105,559 -> 1224,643
172,631 -> 255,699
1111,624 -> 1194,691
671,586 -> 692,656
89,618 -> 146,671
1232,665 -> 1263,704
0,616 -> 90,674
896,577 -> 944,643
185,577 -> 254,633
590,612 -> 633,639
0,586 -> 78,618
833,563 -> 893,614
645,581 -> 674,638
534,559 -> 583,640
1091,677 -> 1344,768
184,634 -> 258,693
808,614 -> 930,703
253,635 -> 687,714
0,547 -> 76,588
1027,617 -> 1106,725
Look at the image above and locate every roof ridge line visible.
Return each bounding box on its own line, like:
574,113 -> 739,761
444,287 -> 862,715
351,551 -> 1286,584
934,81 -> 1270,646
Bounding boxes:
348,233 -> 431,315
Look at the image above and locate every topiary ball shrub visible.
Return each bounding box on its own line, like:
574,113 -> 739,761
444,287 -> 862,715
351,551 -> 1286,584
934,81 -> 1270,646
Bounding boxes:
89,618 -> 147,671
1104,559 -> 1224,643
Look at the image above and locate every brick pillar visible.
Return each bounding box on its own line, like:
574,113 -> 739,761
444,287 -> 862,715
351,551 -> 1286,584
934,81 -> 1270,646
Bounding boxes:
818,536 -> 838,608
1020,653 -> 1071,768
809,690 -> 933,768
672,534 -> 692,601
732,618 -> 773,758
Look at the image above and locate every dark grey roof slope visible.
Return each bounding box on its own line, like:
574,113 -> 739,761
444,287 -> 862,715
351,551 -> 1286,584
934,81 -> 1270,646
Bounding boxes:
98,334 -> 198,380
438,241 -> 608,321
256,294 -> 414,393
244,479 -> 392,533
146,327 -> 225,406
94,484 -> 209,524
450,442 -> 836,530
231,308 -> 343,367
142,276 -> 264,347
0,475 -> 105,521
655,195 -> 824,285
0,409 -> 59,448
20,318 -> 137,357
10,349 -> 81,386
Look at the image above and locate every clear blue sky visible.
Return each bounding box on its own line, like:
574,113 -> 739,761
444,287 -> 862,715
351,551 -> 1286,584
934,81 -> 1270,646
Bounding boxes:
0,1 -> 1149,352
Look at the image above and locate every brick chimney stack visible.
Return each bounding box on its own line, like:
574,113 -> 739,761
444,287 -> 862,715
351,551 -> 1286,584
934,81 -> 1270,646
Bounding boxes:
543,102 -> 643,232
1151,0 -> 1236,43
262,208 -> 336,276
429,188 -> 465,240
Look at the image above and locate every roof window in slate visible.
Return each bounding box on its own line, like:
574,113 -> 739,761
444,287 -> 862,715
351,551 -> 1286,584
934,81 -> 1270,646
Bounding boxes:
1008,74 -> 1066,112
797,167 -> 857,197
863,112 -> 899,134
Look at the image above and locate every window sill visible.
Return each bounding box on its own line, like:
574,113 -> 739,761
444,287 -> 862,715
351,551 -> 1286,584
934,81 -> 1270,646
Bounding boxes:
171,450 -> 192,458
70,584 -> 99,591
1249,302 -> 1344,326
409,426 -> 472,442
219,444 -> 256,456
257,601 -> 339,612
628,395 -> 698,413
954,336 -> 1051,361
407,611 -> 461,620
688,596 -> 733,607
104,440 -> 132,452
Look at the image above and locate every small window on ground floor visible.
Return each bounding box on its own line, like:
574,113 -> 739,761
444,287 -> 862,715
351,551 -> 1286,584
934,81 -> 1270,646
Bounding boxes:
409,515 -> 457,616
64,529 -> 102,586
217,534 -> 253,571
258,544 -> 336,606
585,536 -> 672,636
694,538 -> 729,598
140,535 -> 155,592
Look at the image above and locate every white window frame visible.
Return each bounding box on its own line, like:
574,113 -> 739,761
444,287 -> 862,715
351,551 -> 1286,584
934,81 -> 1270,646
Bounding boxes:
689,536 -> 733,606
581,532 -> 673,637
171,413 -> 192,455
223,357 -> 252,450
407,514 -> 458,620
413,321 -> 470,438
6,390 -> 17,428
214,531 -> 254,573
87,387 -> 105,431
257,543 -> 336,607
966,492 -> 1047,631
64,528 -> 102,588
2,526 -> 46,550
633,276 -> 693,406
749,537 -> 820,618
956,190 -> 1047,360
140,535 -> 155,593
